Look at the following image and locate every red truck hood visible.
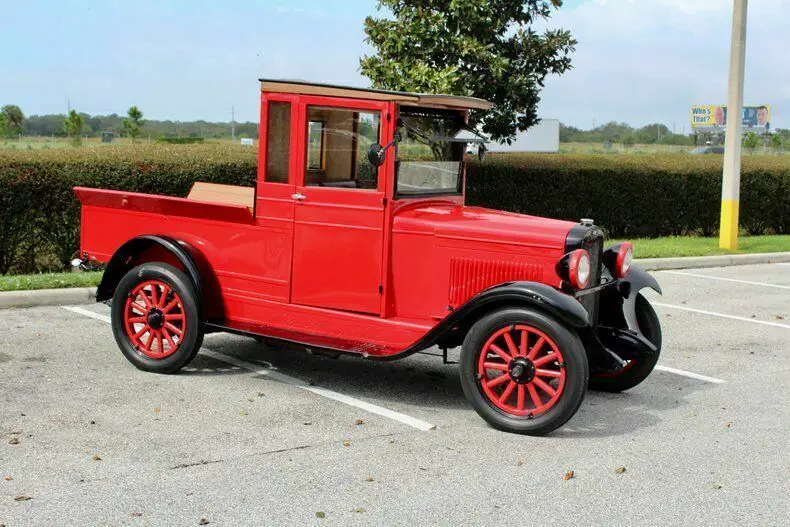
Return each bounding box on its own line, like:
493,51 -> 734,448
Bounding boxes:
392,201 -> 576,252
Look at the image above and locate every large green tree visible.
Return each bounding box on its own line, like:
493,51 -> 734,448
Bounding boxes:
123,106 -> 145,141
1,105 -> 25,136
360,0 -> 576,141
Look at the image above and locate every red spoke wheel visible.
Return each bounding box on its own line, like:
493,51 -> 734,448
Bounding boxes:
589,294 -> 662,393
111,263 -> 203,374
477,325 -> 566,418
123,280 -> 187,359
460,308 -> 588,436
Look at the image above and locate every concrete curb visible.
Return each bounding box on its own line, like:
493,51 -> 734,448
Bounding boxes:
1,252 -> 789,309
635,251 -> 790,271
0,287 -> 96,310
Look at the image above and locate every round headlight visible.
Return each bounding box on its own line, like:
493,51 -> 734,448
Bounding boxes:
616,242 -> 634,278
568,249 -> 591,289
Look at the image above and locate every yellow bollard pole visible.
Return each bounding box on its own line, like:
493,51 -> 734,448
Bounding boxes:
719,0 -> 748,250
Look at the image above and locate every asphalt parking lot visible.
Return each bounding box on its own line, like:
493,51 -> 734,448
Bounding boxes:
1,263 -> 789,526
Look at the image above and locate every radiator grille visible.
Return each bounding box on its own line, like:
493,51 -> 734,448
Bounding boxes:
448,257 -> 543,307
579,234 -> 603,324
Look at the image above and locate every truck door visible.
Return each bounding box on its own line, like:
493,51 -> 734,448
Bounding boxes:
290,99 -> 387,315
255,95 -> 299,304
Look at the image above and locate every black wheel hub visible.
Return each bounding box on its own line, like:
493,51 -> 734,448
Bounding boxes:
147,308 -> 165,330
508,357 -> 536,384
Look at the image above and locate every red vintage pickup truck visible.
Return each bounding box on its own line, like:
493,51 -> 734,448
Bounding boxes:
75,79 -> 662,435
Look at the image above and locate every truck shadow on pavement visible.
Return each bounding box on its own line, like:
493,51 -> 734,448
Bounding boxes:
180,334 -> 717,438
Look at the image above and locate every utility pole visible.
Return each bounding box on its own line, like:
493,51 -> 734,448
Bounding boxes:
231,106 -> 236,140
720,0 -> 747,250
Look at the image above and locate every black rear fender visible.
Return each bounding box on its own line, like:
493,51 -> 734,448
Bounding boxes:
96,235 -> 202,304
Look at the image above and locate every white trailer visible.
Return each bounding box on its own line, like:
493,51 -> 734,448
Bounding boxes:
487,118 -> 560,153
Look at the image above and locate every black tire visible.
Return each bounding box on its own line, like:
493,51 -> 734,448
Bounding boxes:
111,262 -> 203,374
459,308 -> 589,436
589,294 -> 662,392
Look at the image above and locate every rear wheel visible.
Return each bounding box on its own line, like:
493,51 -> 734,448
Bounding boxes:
460,308 -> 588,436
111,263 -> 203,374
589,294 -> 662,392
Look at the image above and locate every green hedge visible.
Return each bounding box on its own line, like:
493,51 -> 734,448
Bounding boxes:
156,136 -> 205,144
1,146 -> 788,274
467,154 -> 790,239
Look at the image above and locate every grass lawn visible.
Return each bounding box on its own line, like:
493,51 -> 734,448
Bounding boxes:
0,271 -> 103,292
620,235 -> 790,259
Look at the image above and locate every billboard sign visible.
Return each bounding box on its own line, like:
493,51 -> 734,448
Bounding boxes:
690,105 -> 770,130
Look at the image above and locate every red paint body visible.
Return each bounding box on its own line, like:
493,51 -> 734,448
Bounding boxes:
75,90 -> 578,357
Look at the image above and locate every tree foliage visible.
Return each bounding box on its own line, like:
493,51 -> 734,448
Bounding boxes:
559,121 -> 693,146
22,112 -> 257,139
635,123 -> 670,144
743,131 -> 760,151
360,0 -> 576,141
123,106 -> 145,141
1,105 -> 25,136
63,110 -> 84,145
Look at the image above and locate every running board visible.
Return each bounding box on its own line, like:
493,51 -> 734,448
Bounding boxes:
204,319 -> 389,357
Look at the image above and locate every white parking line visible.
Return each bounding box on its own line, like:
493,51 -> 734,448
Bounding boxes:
63,305 -> 111,323
652,302 -> 790,330
661,270 -> 790,290
61,306 -> 436,432
654,365 -> 725,384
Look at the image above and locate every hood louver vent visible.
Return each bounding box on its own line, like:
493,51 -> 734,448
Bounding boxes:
448,257 -> 543,307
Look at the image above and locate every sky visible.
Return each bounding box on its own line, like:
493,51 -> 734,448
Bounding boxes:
1,0 -> 787,130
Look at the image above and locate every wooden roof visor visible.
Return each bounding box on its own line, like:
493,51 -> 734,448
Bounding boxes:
260,79 -> 494,111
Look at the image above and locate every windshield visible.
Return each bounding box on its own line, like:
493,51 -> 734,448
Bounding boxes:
396,110 -> 466,195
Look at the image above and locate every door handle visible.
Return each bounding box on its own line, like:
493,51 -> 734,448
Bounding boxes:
291,193 -> 306,201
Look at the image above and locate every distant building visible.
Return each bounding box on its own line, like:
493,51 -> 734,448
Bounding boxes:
488,119 -> 560,153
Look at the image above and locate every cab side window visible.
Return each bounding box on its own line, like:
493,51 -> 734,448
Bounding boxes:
305,106 -> 380,190
265,102 -> 291,183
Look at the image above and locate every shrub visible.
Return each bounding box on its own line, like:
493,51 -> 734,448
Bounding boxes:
1,147 -> 788,275
467,153 -> 790,239
156,136 -> 205,144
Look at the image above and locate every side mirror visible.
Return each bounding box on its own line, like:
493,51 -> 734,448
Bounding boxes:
367,131 -> 402,168
367,143 -> 386,167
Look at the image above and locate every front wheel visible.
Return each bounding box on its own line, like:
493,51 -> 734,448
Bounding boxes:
589,294 -> 662,392
460,308 -> 589,436
111,262 -> 203,374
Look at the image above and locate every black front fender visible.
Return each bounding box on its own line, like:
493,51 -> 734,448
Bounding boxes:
389,281 -> 590,358
620,264 -> 661,331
